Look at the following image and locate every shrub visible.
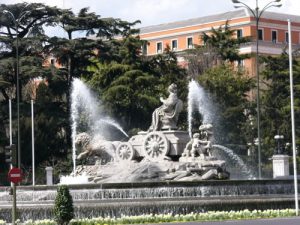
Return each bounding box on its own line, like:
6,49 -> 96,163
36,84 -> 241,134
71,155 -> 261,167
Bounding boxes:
54,185 -> 74,225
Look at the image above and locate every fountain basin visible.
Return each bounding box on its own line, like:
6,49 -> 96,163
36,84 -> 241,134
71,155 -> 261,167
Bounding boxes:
0,179 -> 298,222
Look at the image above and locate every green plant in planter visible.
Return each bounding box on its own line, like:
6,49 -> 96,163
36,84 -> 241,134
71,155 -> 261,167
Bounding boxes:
54,185 -> 74,225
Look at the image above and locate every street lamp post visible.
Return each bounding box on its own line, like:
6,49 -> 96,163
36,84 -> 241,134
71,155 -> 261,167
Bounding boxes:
232,0 -> 282,179
4,5 -> 30,169
274,134 -> 284,155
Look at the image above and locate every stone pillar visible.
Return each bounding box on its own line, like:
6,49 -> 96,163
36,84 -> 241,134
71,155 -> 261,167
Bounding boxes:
45,167 -> 54,185
272,155 -> 289,178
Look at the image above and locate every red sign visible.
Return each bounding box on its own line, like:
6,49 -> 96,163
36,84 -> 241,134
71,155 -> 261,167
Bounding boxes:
8,167 -> 22,184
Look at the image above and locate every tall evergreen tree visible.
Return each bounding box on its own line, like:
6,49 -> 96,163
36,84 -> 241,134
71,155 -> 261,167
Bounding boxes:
201,21 -> 251,62
0,3 -> 62,101
0,3 -> 66,172
185,21 -> 251,79
260,53 -> 300,159
45,7 -> 140,141
88,40 -> 187,132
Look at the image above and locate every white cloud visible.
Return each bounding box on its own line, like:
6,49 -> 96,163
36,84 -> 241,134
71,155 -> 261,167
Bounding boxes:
1,0 -> 298,27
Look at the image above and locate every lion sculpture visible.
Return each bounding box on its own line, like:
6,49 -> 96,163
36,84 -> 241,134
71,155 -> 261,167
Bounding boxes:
75,132 -> 120,163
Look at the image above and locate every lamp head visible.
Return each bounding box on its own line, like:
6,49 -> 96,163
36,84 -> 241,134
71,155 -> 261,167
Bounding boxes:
274,0 -> 281,2
274,4 -> 282,8
232,0 -> 241,3
274,135 -> 284,140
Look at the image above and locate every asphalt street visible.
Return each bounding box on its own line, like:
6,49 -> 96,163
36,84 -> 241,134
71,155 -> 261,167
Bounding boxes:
147,217 -> 300,225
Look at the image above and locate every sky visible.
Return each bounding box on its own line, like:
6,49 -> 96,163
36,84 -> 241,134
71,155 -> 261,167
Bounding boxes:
1,0 -> 299,28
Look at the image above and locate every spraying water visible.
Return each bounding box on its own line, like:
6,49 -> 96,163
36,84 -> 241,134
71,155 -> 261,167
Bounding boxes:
70,78 -> 128,174
213,144 -> 255,179
187,80 -> 254,179
187,80 -> 216,137
94,118 -> 128,138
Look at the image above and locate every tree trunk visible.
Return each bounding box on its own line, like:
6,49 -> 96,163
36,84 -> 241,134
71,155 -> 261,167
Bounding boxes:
66,31 -> 73,147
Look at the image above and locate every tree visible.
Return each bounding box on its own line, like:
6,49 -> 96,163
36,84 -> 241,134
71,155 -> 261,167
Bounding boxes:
88,35 -> 159,131
183,21 -> 254,150
46,7 -> 140,85
88,39 -> 188,132
54,185 -> 74,225
0,3 -> 62,102
0,3 -> 190,182
185,44 -> 219,79
185,21 -> 251,79
260,53 -> 300,159
45,7 -> 140,142
147,46 -> 187,95
198,64 -> 254,145
0,3 -> 67,175
201,21 -> 250,62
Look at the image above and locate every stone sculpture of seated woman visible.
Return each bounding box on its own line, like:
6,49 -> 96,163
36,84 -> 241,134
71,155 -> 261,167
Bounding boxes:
148,83 -> 183,131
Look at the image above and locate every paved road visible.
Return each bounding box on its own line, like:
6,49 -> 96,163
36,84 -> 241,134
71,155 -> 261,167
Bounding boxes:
147,217 -> 300,225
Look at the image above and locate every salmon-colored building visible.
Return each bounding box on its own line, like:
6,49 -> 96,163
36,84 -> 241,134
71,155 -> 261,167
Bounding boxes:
139,9 -> 300,76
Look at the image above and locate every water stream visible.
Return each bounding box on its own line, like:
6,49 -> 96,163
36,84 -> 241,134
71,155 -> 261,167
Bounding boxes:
213,144 -> 255,179
70,78 -> 128,174
187,80 -> 216,137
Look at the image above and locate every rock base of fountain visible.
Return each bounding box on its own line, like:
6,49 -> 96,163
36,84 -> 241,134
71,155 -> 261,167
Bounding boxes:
71,126 -> 231,183
72,156 -> 229,183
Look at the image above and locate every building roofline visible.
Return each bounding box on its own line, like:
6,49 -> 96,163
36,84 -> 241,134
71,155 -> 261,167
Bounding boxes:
139,9 -> 300,35
139,9 -> 247,35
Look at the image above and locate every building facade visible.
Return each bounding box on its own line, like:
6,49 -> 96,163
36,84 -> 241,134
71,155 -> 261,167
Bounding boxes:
139,9 -> 300,76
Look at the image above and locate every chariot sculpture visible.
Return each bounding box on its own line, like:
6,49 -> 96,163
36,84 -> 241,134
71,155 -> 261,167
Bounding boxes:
115,83 -> 190,162
75,83 -> 229,181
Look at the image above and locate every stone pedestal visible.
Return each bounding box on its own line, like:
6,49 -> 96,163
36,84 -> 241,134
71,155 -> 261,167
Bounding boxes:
45,167 -> 54,185
272,155 -> 289,178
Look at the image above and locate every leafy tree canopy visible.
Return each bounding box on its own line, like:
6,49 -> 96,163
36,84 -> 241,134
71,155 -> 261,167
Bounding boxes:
198,64 -> 254,145
260,53 -> 300,158
201,21 -> 251,62
89,40 -> 187,132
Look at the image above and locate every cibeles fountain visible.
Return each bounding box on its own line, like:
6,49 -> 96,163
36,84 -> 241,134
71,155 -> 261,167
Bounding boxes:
0,79 -> 297,222
61,81 -> 230,184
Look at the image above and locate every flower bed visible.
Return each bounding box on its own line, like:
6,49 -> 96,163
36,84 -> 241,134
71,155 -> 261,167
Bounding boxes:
4,209 -> 296,225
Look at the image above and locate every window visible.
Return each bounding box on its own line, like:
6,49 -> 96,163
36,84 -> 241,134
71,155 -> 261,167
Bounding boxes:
285,32 -> 289,43
258,29 -> 263,41
237,29 -> 243,38
50,58 -> 55,65
171,39 -> 178,51
271,30 -> 277,43
156,42 -> 163,53
141,43 -> 147,55
187,37 -> 193,49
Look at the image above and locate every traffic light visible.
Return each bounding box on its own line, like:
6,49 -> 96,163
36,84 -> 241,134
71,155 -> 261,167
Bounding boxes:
5,144 -> 16,166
